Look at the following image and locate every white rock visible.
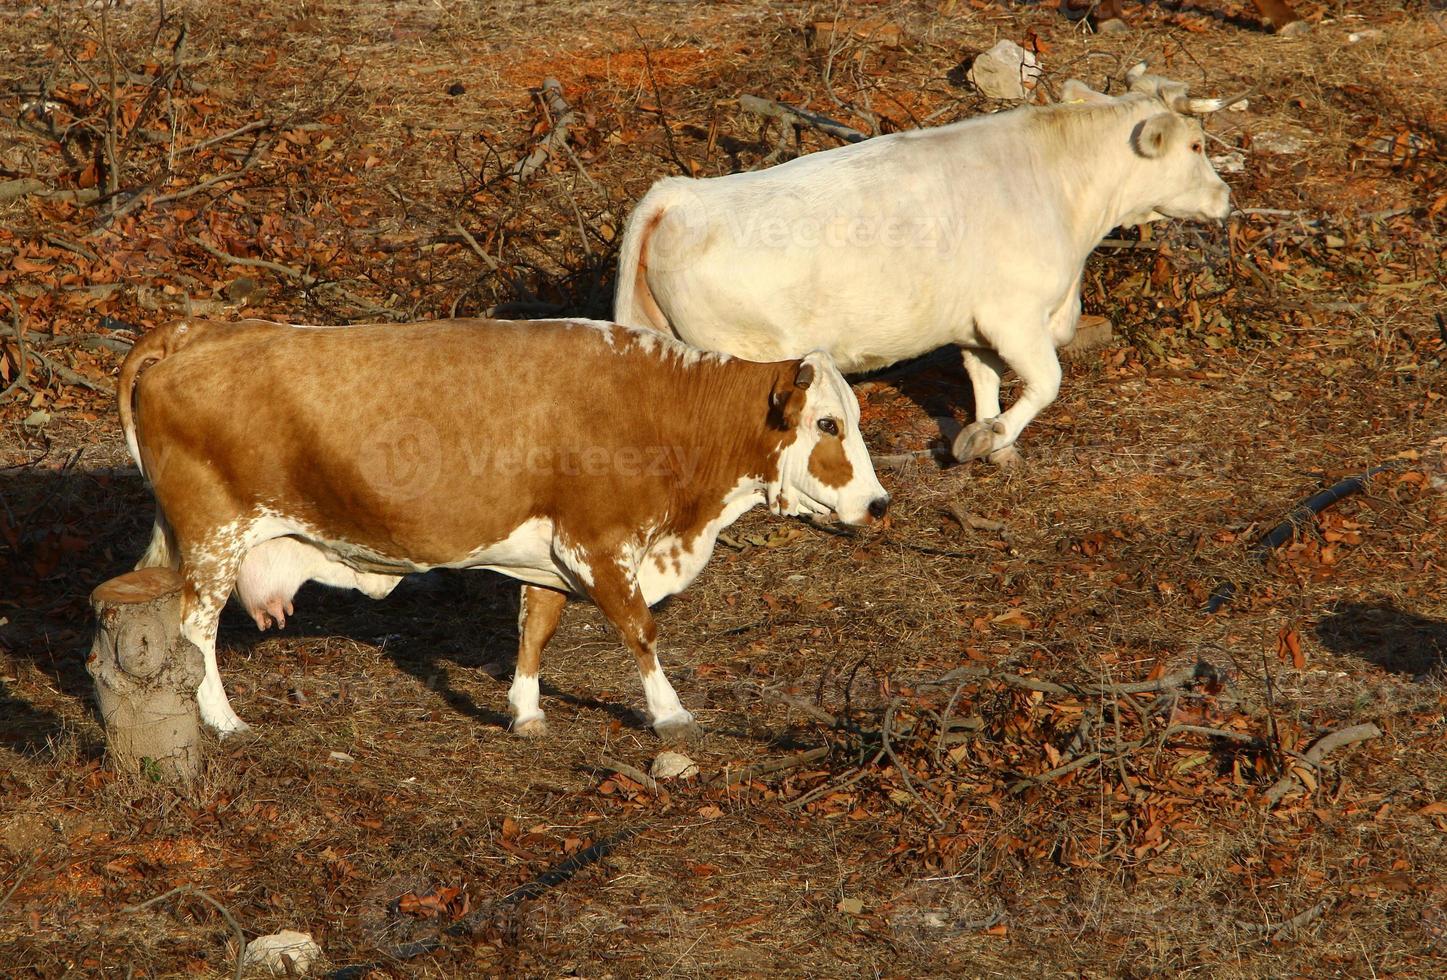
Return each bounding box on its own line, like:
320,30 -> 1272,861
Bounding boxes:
649,751 -> 699,779
1210,151 -> 1246,173
967,41 -> 1041,101
1254,131 -> 1307,155
242,931 -> 322,975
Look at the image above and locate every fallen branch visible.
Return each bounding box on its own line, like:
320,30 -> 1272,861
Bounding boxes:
882,698 -> 946,825
0,178 -> 103,204
188,235 -> 408,321
30,349 -> 113,394
0,290 -> 32,405
597,754 -> 658,795
739,94 -> 869,144
930,660 -> 1223,700
711,746 -> 831,787
504,78 -> 576,184
754,686 -> 839,728
324,826 -> 641,978
634,34 -> 691,177
1262,723 -> 1382,805
1236,898 -> 1333,940
0,855 -> 35,915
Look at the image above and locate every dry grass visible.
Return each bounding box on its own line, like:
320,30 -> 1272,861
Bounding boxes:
2,0 -> 1445,976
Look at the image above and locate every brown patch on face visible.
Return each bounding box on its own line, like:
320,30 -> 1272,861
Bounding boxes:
807,432 -> 853,488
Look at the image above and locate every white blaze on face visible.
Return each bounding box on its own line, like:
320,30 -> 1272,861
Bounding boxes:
774,351 -> 887,526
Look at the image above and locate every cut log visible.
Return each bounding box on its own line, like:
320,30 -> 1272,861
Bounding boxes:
86,568 -> 205,783
1060,315 -> 1115,360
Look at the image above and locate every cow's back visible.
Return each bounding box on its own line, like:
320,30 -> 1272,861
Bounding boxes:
133,318 -> 748,565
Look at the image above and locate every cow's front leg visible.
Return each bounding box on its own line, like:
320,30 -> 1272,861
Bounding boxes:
509,585 -> 567,736
957,320 -> 1061,464
573,555 -> 699,742
955,348 -> 1021,467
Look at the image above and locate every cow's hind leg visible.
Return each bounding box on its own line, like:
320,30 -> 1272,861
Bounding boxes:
509,585 -> 567,736
955,348 -> 1021,467
178,542 -> 251,736
566,551 -> 699,742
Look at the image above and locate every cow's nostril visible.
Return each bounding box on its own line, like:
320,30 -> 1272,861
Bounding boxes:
868,496 -> 890,520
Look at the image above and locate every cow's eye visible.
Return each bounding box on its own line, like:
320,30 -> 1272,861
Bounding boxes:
817,418 -> 839,437
1191,141 -> 1203,154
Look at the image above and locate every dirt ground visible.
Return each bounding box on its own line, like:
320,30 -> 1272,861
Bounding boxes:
2,0 -> 1445,977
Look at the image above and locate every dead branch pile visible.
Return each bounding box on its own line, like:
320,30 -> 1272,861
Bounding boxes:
728,659 -> 1385,874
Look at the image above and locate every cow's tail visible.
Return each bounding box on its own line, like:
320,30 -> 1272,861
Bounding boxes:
136,511 -> 179,570
612,184 -> 677,334
119,320 -> 204,572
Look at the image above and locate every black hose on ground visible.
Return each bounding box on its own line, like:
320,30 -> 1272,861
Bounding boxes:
1203,464 -> 1394,614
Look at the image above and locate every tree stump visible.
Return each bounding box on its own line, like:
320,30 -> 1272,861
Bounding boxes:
1060,315 -> 1115,360
86,568 -> 205,783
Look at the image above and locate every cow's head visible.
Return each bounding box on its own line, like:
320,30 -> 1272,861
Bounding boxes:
1126,111 -> 1231,223
1063,67 -> 1234,226
1121,62 -> 1236,223
766,351 -> 889,527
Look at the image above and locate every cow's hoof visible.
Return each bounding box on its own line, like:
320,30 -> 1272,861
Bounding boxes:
1275,19 -> 1310,36
653,715 -> 703,744
987,445 -> 1023,469
952,419 -> 1006,463
513,716 -> 548,737
208,715 -> 253,740
1097,17 -> 1130,34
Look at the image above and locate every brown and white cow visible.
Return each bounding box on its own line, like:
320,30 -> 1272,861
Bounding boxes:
119,316 -> 888,740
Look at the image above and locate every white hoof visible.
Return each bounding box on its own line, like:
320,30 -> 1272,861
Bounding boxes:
653,711 -> 702,743
953,418 -> 1007,463
987,445 -> 1023,469
512,714 -> 548,737
203,708 -> 252,738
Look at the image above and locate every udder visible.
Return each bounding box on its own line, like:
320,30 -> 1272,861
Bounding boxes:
234,537 -> 401,630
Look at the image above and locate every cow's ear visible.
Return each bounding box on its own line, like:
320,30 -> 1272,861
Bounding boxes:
1060,79 -> 1112,105
1132,113 -> 1178,159
794,360 -> 815,389
769,360 -> 811,430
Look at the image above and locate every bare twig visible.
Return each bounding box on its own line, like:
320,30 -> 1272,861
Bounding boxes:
0,856 -> 36,915
881,698 -> 946,825
188,235 -> 407,321
1262,723 -> 1383,805
739,94 -> 869,144
712,746 -> 831,787
125,885 -> 246,980
505,78 -> 578,184
1236,898 -> 1333,940
30,349 -> 112,394
0,291 -> 32,404
754,685 -> 840,728
787,747 -> 884,809
633,34 -> 691,176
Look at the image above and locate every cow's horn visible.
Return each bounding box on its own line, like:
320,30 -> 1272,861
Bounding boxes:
1187,90 -> 1252,114
1125,61 -> 1149,84
795,361 -> 815,389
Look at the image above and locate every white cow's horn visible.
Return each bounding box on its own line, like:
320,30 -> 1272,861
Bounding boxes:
1187,90 -> 1252,114
1125,61 -> 1149,84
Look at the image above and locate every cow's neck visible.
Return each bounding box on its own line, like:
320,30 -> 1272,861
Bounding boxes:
653,359 -> 789,539
1046,100 -> 1172,254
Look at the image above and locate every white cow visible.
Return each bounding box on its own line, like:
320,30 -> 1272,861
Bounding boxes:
614,64 -> 1239,464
